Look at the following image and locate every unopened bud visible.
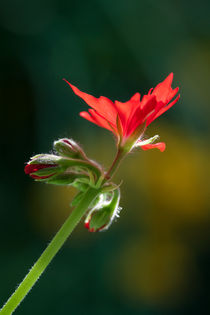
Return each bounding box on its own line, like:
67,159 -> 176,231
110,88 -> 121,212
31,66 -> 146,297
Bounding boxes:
24,154 -> 64,180
84,189 -> 121,232
54,138 -> 86,159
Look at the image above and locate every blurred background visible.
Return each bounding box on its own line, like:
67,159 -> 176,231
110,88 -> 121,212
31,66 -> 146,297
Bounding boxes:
0,0 -> 210,314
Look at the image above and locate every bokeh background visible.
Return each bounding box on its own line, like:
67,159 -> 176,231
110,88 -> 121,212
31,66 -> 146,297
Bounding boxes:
0,0 -> 210,314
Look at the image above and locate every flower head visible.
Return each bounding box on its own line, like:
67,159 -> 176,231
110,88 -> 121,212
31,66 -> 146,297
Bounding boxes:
64,73 -> 180,152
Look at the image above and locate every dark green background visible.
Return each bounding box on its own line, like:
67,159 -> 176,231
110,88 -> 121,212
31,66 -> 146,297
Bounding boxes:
0,0 -> 210,314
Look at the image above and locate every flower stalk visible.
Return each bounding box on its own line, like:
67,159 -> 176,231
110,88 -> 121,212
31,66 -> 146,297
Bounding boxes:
0,187 -> 101,315
105,147 -> 127,180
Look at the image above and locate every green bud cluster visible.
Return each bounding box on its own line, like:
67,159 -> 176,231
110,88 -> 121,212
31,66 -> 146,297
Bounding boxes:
25,138 -> 122,232
25,138 -> 104,190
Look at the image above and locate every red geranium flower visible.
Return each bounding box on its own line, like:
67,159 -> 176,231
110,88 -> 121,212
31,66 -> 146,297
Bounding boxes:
64,73 -> 180,152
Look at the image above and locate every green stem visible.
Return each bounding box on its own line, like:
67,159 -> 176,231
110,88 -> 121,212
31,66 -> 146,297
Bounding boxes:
105,148 -> 126,180
0,187 -> 100,315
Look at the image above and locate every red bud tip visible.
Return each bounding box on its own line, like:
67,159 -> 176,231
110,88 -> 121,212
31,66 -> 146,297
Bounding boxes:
24,164 -> 58,175
84,221 -> 95,232
84,221 -> 90,229
62,139 -> 72,145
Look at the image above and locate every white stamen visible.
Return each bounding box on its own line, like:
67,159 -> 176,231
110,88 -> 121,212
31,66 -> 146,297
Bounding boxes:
134,135 -> 159,147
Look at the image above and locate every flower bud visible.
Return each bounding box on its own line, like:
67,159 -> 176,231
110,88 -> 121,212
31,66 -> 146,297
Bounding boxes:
24,154 -> 64,180
54,138 -> 86,159
84,189 -> 121,232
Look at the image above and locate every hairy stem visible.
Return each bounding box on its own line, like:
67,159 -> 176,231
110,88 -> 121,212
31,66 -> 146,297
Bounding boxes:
0,187 -> 100,315
105,148 -> 126,180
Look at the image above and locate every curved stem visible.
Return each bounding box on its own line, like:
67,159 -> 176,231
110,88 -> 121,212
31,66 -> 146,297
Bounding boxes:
0,187 -> 100,315
105,148 -> 126,180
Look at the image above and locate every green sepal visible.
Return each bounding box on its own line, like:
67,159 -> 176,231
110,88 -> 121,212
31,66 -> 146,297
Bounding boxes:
31,166 -> 64,177
88,194 -> 104,209
119,121 -> 146,152
47,173 -> 85,186
70,191 -> 86,207
101,180 -> 123,193
85,188 -> 121,232
88,207 -> 111,231
29,154 -> 61,165
116,114 -> 123,144
72,181 -> 89,192
54,138 -> 87,160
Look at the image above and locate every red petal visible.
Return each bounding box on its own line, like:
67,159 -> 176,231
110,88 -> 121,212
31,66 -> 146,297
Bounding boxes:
80,109 -> 117,134
152,73 -> 174,103
141,142 -> 166,152
64,79 -> 117,125
126,95 -> 157,136
148,94 -> 180,125
145,73 -> 180,126
114,93 -> 141,135
80,111 -> 99,125
130,92 -> 141,102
